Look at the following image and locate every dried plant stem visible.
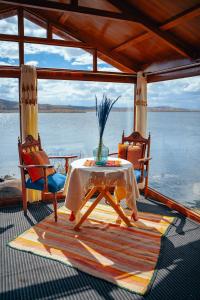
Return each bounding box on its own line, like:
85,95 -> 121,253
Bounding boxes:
97,137 -> 103,161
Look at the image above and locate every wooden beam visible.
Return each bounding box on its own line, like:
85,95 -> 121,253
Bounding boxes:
161,4 -> 200,31
107,0 -> 196,59
93,49 -> 97,72
23,9 -> 47,29
0,0 -> 135,22
0,7 -> 17,20
0,66 -> 137,83
47,22 -> 52,39
147,63 -> 200,82
0,33 -> 93,49
147,188 -> 200,224
113,4 -> 200,52
18,7 -> 24,65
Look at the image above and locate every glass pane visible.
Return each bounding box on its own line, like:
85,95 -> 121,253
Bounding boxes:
52,33 -> 64,40
37,80 -> 134,161
0,15 -> 18,35
0,41 -> 19,66
98,58 -> 121,72
24,18 -> 46,38
148,77 -> 200,211
24,43 -> 93,70
0,78 -> 19,178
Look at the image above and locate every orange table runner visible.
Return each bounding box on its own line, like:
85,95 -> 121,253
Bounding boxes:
83,159 -> 121,167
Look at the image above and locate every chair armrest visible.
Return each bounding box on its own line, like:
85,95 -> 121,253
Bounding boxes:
18,164 -> 54,169
109,152 -> 118,156
138,157 -> 152,163
48,155 -> 78,173
48,155 -> 78,159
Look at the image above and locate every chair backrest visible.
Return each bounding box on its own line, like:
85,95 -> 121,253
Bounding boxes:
18,134 -> 43,179
121,131 -> 151,170
18,134 -> 42,163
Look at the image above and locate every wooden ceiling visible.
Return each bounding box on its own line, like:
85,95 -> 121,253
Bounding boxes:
0,0 -> 200,82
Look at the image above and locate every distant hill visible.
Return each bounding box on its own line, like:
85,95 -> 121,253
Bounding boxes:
147,106 -> 193,112
0,99 -> 18,111
0,99 -> 199,113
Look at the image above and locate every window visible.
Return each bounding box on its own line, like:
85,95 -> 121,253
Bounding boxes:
0,41 -> 19,66
24,43 -> 93,70
0,78 -> 19,177
97,58 -> 121,72
0,15 -> 18,35
37,80 -> 134,159
148,77 -> 200,210
24,18 -> 46,38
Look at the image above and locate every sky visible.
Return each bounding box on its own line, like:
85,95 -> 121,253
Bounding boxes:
0,15 -> 200,109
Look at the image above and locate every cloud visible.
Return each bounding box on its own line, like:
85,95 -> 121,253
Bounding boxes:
26,60 -> 39,66
98,66 -> 121,72
0,78 -> 18,101
71,53 -> 92,65
37,79 -> 133,107
148,76 -> 200,108
24,43 -> 92,64
0,15 -> 18,35
24,18 -> 46,38
0,61 -> 12,66
0,41 -> 19,60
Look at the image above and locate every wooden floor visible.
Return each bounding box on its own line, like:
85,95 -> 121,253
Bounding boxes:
0,196 -> 200,300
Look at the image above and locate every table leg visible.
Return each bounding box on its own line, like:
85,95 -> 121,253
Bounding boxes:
79,187 -> 98,211
74,188 -> 105,231
105,190 -> 132,227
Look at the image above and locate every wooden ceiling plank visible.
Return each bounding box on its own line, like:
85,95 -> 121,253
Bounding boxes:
113,4 -> 200,52
107,0 -> 196,59
114,32 -> 152,52
161,4 -> 200,31
0,7 -> 17,20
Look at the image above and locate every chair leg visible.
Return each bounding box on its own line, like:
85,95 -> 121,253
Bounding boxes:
53,193 -> 58,222
22,189 -> 27,215
144,176 -> 148,198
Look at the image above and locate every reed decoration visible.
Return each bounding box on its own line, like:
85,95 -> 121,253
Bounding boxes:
95,94 -> 120,163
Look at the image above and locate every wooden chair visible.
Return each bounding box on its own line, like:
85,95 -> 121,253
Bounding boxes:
18,134 -> 77,221
111,131 -> 151,196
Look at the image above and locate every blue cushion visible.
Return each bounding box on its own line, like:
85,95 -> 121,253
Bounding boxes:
134,169 -> 147,183
26,173 -> 66,193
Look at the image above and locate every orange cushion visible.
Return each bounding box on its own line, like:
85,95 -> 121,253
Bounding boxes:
118,143 -> 128,159
127,145 -> 143,169
22,150 -> 55,182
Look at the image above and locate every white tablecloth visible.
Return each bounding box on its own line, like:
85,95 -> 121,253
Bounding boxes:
64,157 -> 139,213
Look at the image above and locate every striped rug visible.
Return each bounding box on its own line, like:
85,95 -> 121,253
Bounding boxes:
9,203 -> 175,295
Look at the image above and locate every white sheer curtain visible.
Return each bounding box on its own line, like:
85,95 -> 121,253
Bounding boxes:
135,72 -> 147,138
20,65 -> 41,202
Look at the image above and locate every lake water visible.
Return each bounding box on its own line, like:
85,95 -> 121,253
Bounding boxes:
1,111 -> 200,208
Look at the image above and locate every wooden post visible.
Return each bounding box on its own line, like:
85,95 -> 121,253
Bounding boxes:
47,22 -> 52,39
93,49 -> 97,72
18,8 -> 24,141
133,82 -> 136,131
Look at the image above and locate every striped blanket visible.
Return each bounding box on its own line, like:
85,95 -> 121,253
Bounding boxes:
9,203 -> 174,295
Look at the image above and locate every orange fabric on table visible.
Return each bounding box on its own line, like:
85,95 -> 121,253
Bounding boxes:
83,160 -> 121,167
22,150 -> 55,182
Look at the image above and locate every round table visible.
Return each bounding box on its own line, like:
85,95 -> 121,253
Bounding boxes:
64,157 -> 140,229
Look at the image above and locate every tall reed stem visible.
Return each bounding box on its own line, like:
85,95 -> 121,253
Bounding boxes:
97,136 -> 103,161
